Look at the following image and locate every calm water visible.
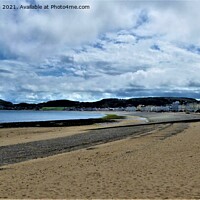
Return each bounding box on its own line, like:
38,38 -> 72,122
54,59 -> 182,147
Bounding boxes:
0,110 -> 104,123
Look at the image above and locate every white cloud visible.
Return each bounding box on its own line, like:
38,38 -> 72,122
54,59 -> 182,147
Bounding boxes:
0,0 -> 138,61
1,0 -> 200,102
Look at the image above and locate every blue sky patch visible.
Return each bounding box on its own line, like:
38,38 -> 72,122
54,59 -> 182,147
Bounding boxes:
150,44 -> 161,51
135,10 -> 149,29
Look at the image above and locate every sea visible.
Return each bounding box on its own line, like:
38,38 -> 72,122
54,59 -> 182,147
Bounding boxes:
0,110 -> 104,123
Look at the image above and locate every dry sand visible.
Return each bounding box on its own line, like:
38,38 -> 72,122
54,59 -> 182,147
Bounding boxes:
0,121 -> 200,199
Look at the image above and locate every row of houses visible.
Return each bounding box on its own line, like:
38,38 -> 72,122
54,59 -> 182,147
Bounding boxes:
136,101 -> 200,112
64,101 -> 200,113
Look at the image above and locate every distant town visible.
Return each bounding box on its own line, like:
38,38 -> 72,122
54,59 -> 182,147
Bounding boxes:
0,97 -> 200,113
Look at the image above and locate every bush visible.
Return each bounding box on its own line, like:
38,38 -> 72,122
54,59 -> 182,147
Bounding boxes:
102,114 -> 126,120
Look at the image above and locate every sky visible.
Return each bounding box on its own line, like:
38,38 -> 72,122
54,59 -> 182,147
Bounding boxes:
0,0 -> 200,103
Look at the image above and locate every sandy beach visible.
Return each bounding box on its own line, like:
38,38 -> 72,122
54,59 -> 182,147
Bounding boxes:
0,113 -> 200,199
0,114 -> 143,146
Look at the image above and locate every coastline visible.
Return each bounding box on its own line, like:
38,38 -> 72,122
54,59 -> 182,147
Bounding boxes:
1,120 -> 200,198
1,112 -> 200,147
1,110 -> 200,128
0,113 -> 143,146
1,112 -> 200,198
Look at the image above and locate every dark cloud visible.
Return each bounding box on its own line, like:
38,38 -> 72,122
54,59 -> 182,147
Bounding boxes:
60,56 -> 74,64
0,69 -> 12,74
115,89 -> 200,100
188,81 -> 200,87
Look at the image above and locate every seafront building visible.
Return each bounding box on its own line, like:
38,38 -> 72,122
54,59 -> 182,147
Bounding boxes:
134,101 -> 200,113
62,102 -> 200,113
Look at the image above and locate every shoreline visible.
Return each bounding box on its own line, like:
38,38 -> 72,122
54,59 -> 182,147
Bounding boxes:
0,111 -> 200,128
0,111 -> 134,128
1,114 -> 200,166
0,113 -> 144,147
0,118 -> 112,128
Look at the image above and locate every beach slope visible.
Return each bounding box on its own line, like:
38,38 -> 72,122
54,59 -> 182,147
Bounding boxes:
0,118 -> 200,198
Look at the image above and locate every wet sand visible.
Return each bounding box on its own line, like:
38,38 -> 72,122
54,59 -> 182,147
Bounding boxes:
0,113 -> 200,198
0,123 -> 168,166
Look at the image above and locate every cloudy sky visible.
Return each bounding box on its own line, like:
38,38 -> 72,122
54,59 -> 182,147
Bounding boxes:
0,0 -> 200,103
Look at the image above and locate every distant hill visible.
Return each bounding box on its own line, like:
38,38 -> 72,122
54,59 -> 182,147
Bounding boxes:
38,100 -> 79,108
81,97 -> 198,108
0,97 -> 199,110
0,99 -> 13,108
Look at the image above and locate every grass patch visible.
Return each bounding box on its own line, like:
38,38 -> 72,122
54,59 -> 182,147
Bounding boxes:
102,114 -> 126,120
41,107 -> 65,111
